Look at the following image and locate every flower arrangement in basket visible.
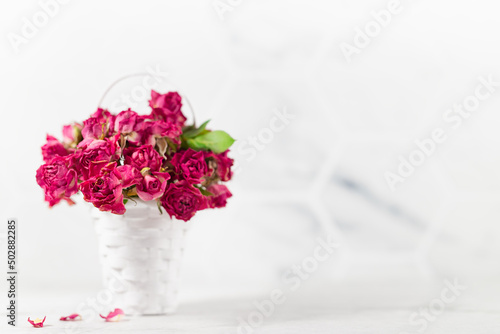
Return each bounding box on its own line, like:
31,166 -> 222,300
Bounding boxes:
36,90 -> 234,221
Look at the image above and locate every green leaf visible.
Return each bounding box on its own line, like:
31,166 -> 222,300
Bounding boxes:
123,199 -> 129,205
182,125 -> 196,133
196,186 -> 214,196
186,130 -> 235,154
182,120 -> 211,139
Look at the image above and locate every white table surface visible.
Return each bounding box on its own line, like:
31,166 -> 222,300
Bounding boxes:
5,309 -> 500,334
4,277 -> 500,334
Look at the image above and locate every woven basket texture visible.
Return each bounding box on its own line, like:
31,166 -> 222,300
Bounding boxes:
92,200 -> 190,315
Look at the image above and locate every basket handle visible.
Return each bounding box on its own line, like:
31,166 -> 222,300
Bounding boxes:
97,72 -> 197,126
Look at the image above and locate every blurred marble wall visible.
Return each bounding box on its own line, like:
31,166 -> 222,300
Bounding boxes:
2,0 -> 500,302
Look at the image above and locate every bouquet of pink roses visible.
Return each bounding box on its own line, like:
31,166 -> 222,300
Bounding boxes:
36,90 -> 234,221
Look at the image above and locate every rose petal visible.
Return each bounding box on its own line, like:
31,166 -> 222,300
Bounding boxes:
60,313 -> 82,321
28,316 -> 46,328
99,308 -> 124,322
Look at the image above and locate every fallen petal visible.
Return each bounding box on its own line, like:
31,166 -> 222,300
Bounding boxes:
28,316 -> 46,328
99,308 -> 124,322
60,313 -> 82,321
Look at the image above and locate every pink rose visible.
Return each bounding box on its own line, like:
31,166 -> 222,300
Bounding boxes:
149,120 -> 182,144
36,155 -> 78,207
215,150 -> 233,181
75,138 -> 120,179
62,123 -> 83,146
123,145 -> 163,172
206,184 -> 232,208
79,162 -> 128,214
41,135 -> 69,163
82,108 -> 115,140
149,91 -> 186,126
171,148 -> 208,183
136,172 -> 170,201
114,109 -> 138,134
127,117 -> 149,146
114,165 -> 142,188
82,117 -> 105,140
206,150 -> 233,182
124,115 -> 149,145
161,180 -> 207,221
149,91 -> 182,113
92,108 -> 115,125
129,119 -> 181,146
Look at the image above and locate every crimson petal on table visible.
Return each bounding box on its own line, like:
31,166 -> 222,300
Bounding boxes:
28,316 -> 46,328
60,313 -> 82,321
99,308 -> 124,322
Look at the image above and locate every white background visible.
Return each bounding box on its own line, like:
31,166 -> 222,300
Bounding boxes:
1,0 -> 500,333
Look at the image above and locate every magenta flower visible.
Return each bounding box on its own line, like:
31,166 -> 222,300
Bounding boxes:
41,134 -> 69,163
79,162 -> 129,214
114,165 -> 142,188
171,148 -> 208,183
206,184 -> 232,208
149,120 -> 182,144
92,108 -> 116,130
81,108 -> 115,140
149,90 -> 186,126
149,91 -> 182,112
36,89 -> 233,220
75,138 -> 120,179
137,172 -> 170,201
82,117 -> 105,140
123,145 -> 163,172
214,150 -> 233,182
62,123 -> 83,146
36,156 -> 78,207
161,180 -> 207,221
129,119 -> 181,146
114,109 -> 138,134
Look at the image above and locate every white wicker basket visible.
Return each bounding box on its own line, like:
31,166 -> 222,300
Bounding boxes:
91,199 -> 191,315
